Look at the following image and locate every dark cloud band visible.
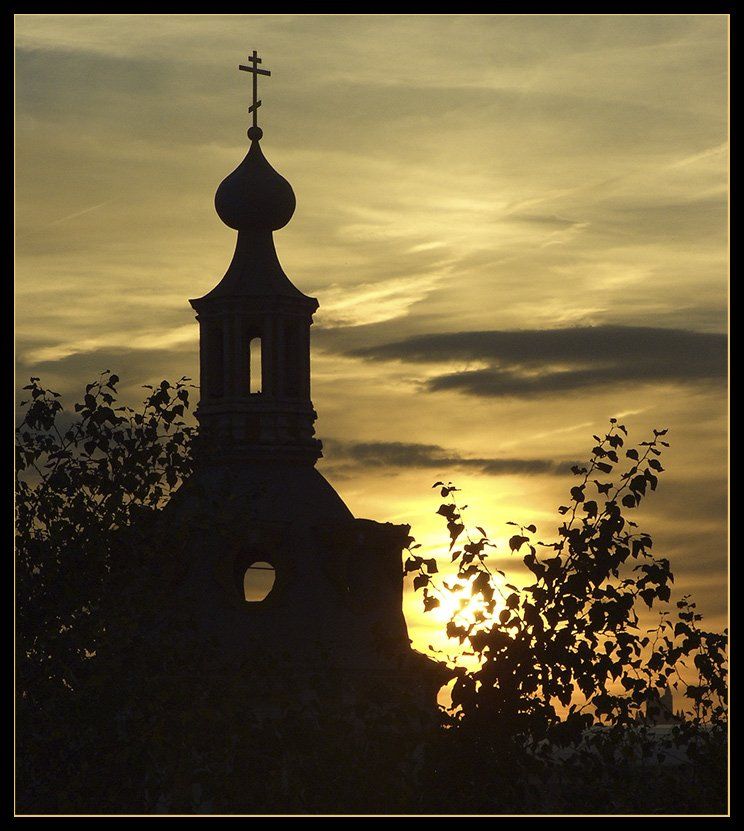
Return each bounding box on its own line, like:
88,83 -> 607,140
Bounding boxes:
322,439 -> 574,476
349,326 -> 726,398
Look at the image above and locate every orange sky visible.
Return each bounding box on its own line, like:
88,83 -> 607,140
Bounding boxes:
15,14 -> 728,651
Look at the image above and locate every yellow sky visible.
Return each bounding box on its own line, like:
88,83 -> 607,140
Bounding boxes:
14,14 -> 728,650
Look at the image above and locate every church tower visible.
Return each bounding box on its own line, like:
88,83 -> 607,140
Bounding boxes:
163,53 -> 444,705
190,84 -> 320,467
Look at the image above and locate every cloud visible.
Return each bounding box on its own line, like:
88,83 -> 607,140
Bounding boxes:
322,439 -> 575,476
313,274 -> 442,328
13,15 -> 727,631
21,324 -> 197,365
45,200 -> 114,228
349,325 -> 726,398
14,346 -> 199,412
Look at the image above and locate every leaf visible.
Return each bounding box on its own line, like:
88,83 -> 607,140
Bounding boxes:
446,621 -> 468,641
640,588 -> 656,609
413,574 -> 430,591
403,557 -> 421,575
448,522 -> 465,549
509,534 -> 529,552
423,595 -> 440,612
626,449 -> 639,460
629,475 -> 647,495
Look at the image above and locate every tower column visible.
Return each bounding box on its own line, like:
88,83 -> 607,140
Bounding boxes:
234,316 -> 247,397
274,317 -> 286,399
303,322 -> 311,399
223,316 -> 234,399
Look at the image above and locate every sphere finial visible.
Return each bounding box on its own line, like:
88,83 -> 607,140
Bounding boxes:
214,137 -> 295,232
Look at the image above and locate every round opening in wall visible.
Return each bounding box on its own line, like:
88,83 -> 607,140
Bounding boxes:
243,561 -> 276,602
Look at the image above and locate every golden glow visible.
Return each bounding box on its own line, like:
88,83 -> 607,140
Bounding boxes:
15,15 -> 728,649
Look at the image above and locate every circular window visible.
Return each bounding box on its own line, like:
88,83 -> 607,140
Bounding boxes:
243,561 -> 276,602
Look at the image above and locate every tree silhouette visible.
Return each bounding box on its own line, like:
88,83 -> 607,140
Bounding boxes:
405,421 -> 727,810
15,374 -> 727,814
16,372 -> 195,700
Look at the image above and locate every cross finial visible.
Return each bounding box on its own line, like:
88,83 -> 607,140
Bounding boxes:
239,50 -> 271,136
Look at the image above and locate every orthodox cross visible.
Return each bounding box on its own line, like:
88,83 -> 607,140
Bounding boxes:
239,50 -> 271,129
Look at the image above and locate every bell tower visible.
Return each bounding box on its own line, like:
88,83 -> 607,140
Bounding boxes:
162,52 -> 446,708
191,52 -> 321,465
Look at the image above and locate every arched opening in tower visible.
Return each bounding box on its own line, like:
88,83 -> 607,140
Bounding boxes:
243,561 -> 275,602
249,336 -> 262,394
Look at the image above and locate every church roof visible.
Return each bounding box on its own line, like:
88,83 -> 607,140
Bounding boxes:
215,127 -> 296,233
191,127 -> 316,308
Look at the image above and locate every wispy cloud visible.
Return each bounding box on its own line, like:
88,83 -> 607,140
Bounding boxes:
47,200 -> 113,226
314,274 -> 442,328
23,324 -> 196,365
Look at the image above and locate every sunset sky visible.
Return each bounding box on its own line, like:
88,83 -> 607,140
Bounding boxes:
15,14 -> 728,652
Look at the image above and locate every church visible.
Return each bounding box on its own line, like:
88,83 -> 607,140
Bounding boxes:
161,52 -> 445,708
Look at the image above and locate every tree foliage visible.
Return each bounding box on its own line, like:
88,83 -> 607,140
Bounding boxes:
405,420 -> 727,800
15,377 -> 727,814
16,371 -> 195,701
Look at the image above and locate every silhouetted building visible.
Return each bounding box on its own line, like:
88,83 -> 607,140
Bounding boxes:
645,685 -> 677,726
162,53 -> 444,709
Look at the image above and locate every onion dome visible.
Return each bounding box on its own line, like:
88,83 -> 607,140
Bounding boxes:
215,126 -> 296,231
